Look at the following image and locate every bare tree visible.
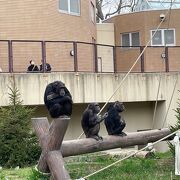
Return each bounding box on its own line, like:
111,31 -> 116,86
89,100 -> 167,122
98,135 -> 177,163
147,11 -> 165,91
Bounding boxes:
96,0 -> 139,22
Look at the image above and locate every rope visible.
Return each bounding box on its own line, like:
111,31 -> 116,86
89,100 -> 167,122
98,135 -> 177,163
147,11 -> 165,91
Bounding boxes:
81,129 -> 179,179
152,0 -> 173,129
152,69 -> 163,129
34,165 -> 50,176
77,8 -> 172,139
161,77 -> 178,128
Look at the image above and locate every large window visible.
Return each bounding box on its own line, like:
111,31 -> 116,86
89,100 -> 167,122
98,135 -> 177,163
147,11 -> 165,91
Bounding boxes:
59,0 -> 80,15
121,32 -> 140,47
151,29 -> 175,46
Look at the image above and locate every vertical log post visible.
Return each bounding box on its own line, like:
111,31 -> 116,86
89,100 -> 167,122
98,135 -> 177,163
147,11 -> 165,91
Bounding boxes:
32,116 -> 70,175
32,117 -> 49,147
47,151 -> 70,180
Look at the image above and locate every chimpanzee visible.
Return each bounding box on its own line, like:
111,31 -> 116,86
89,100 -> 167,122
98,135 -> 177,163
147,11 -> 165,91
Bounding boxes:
81,103 -> 108,141
104,101 -> 126,136
44,81 -> 73,118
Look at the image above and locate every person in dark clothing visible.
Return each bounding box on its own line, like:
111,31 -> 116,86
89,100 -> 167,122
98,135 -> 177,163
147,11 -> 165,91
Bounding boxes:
27,60 -> 39,72
40,61 -> 51,72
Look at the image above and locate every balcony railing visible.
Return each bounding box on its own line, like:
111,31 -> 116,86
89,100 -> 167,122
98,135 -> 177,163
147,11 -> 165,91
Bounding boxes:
0,40 -> 180,73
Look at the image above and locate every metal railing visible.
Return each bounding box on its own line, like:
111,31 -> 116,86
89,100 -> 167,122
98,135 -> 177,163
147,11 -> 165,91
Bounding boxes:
0,40 -> 180,73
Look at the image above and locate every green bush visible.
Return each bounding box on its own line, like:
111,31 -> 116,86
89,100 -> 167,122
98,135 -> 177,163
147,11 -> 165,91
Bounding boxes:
0,86 -> 41,168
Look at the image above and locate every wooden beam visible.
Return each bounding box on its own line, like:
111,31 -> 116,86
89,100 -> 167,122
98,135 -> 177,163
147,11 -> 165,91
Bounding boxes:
61,128 -> 171,157
32,118 -> 171,158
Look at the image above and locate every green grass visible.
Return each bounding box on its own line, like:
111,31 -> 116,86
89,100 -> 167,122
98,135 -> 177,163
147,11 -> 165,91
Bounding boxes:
0,168 -> 31,180
66,151 -> 177,180
0,151 -> 179,180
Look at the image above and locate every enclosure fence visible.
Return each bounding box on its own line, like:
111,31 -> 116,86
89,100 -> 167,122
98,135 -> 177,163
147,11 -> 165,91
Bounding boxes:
0,40 -> 180,73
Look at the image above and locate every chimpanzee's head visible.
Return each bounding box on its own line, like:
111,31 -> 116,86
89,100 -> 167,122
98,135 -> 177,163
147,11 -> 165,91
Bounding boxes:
52,81 -> 66,96
88,103 -> 100,114
113,101 -> 124,112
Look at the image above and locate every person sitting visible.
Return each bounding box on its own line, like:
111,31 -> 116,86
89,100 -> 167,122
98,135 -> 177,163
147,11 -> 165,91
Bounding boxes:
27,60 -> 39,72
40,61 -> 51,72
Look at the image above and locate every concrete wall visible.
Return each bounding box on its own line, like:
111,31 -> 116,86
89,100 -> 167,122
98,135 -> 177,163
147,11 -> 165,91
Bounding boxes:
0,72 -> 177,105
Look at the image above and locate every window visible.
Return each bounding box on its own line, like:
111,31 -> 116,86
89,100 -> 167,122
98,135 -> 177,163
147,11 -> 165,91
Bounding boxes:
151,29 -> 175,46
121,32 -> 140,47
90,2 -> 95,23
59,0 -> 80,15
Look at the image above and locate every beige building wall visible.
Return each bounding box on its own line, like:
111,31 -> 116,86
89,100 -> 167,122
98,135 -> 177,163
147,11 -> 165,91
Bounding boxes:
96,23 -> 115,72
105,9 -> 180,72
0,0 -> 96,72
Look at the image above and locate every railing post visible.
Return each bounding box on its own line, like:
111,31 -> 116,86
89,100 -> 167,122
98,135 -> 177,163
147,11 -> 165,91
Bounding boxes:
165,47 -> 169,72
41,41 -> 46,73
113,46 -> 117,73
94,43 -> 98,73
140,46 -> 145,73
73,42 -> 78,72
8,40 -> 13,73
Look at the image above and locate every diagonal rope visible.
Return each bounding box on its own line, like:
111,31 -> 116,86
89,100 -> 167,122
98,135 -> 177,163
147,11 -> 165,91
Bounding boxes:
77,8 -> 172,139
81,128 -> 179,179
152,67 -> 163,129
161,77 -> 178,128
152,0 -> 173,129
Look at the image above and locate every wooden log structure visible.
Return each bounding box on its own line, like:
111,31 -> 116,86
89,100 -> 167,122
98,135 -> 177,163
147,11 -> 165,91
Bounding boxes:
47,151 -> 70,180
32,117 -> 171,159
32,117 -> 70,177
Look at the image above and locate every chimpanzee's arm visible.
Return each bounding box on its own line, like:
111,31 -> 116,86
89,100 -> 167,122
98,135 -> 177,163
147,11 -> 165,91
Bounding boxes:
96,112 -> 108,124
56,96 -> 72,104
88,111 -> 99,127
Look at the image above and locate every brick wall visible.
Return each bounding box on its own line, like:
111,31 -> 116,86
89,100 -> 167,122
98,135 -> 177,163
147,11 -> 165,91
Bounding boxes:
105,9 -> 180,72
0,0 -> 96,72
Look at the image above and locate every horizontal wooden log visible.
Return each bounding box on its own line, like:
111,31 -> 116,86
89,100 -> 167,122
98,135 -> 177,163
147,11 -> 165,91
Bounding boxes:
31,118 -> 171,157
104,150 -> 154,158
61,128 -> 171,157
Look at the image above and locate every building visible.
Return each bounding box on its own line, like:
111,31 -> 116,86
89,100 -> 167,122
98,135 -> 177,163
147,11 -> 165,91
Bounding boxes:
0,0 -> 96,72
102,8 -> 180,72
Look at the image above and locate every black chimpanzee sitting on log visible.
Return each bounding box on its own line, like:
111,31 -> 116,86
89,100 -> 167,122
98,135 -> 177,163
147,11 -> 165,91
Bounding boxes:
81,103 -> 108,141
104,101 -> 126,136
44,81 -> 73,118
